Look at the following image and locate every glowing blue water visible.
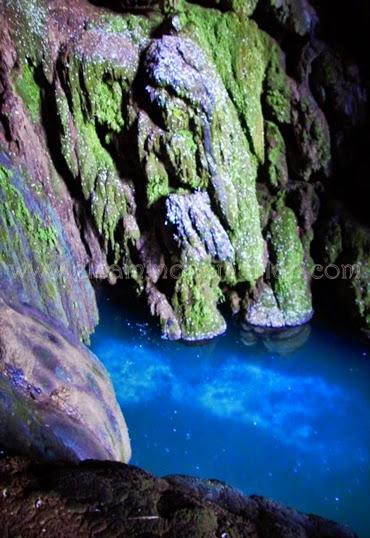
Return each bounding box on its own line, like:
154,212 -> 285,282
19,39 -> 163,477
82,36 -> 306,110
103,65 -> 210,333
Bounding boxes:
91,293 -> 370,537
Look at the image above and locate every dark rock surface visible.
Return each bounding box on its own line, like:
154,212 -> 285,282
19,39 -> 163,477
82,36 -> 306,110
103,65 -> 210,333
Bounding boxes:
0,456 -> 358,538
0,294 -> 131,463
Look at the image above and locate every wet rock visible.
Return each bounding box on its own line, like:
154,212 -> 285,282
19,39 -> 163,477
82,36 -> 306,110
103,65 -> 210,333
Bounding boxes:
0,0 -> 368,340
0,457 -> 358,537
290,81 -> 331,182
246,208 -> 313,328
138,33 -> 266,338
146,283 -> 182,340
165,191 -> 234,263
264,121 -> 288,189
0,153 -> 99,341
267,207 -> 313,326
0,294 -> 131,463
142,34 -> 265,283
245,283 -> 286,328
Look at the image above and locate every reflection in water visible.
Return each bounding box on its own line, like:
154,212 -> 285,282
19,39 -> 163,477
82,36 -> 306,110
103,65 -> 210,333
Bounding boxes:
91,294 -> 370,538
240,323 -> 312,354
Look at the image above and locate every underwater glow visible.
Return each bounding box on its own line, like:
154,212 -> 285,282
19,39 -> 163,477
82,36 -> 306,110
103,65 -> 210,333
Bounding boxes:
91,292 -> 370,538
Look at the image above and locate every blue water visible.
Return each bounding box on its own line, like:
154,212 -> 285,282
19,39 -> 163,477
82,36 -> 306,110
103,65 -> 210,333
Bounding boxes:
91,292 -> 370,537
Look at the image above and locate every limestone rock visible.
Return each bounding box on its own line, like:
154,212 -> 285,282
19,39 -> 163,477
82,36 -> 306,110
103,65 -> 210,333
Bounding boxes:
245,283 -> 285,327
0,0 -> 368,341
268,207 -> 313,326
0,295 -> 131,463
165,191 -> 234,262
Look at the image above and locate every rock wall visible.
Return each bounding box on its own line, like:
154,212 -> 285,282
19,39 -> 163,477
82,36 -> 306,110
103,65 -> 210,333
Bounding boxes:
0,0 -> 368,340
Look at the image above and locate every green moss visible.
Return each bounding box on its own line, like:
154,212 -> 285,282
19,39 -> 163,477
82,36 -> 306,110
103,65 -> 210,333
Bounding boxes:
87,12 -> 159,47
145,153 -> 170,206
210,107 -> 265,285
295,94 -> 331,179
264,121 -> 288,188
163,129 -> 208,190
13,62 -> 42,122
55,87 -> 79,177
322,221 -> 343,265
230,0 -> 259,16
6,0 -> 52,79
162,0 -> 184,15
0,166 -> 57,257
312,116 -> 331,169
269,207 -> 312,324
339,220 -> 370,330
172,261 -> 225,340
44,280 -> 58,301
80,60 -> 127,133
181,5 -> 267,162
56,47 -> 139,250
263,39 -> 291,124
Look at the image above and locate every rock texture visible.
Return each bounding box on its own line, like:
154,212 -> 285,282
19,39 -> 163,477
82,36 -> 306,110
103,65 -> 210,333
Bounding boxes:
0,294 -> 131,463
0,456 -> 358,538
0,0 -> 368,342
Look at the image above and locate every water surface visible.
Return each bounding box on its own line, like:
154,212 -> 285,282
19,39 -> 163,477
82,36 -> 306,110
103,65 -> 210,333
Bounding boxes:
91,292 -> 370,537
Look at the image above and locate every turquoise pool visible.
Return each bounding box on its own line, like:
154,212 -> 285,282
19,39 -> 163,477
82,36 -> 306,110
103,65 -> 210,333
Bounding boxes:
91,291 -> 370,537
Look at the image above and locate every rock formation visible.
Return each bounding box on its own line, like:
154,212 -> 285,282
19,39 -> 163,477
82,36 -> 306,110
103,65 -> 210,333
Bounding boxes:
0,0 -> 368,341
0,1 -> 367,533
0,456 -> 358,537
0,293 -> 131,463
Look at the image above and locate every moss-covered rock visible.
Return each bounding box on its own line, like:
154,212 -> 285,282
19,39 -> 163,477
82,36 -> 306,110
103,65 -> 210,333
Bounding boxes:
264,121 -> 288,188
181,5 -> 268,161
164,191 -> 233,338
0,153 -> 98,340
5,0 -> 53,79
172,261 -> 226,340
267,207 -> 313,326
318,209 -> 370,333
56,28 -> 141,251
263,40 -> 291,125
2,0 -> 364,341
143,35 -> 265,286
290,84 -> 331,181
245,203 -> 313,328
258,0 -> 317,37
12,61 -> 42,123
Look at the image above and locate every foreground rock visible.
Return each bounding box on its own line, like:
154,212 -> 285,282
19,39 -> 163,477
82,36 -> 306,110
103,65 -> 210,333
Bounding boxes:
0,456 -> 357,538
0,295 -> 131,463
